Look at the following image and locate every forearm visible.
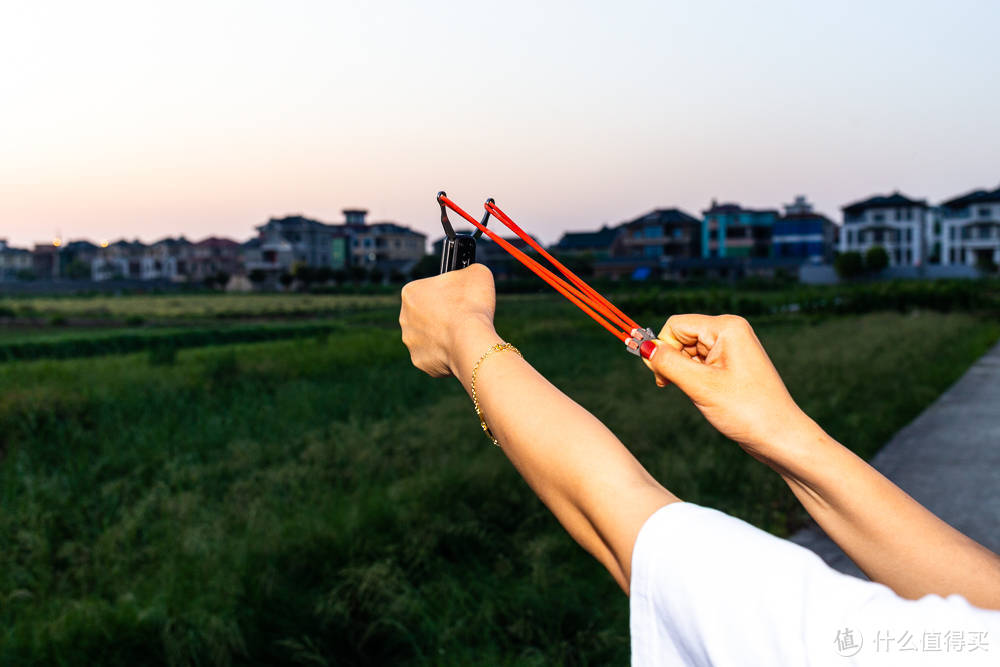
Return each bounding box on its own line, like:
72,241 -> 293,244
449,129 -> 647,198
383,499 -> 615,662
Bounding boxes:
772,416 -> 1000,609
450,317 -> 677,592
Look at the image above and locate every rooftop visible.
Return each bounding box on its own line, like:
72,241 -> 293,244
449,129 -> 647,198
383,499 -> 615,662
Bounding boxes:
257,215 -> 333,232
554,225 -> 620,250
152,236 -> 192,247
365,222 -> 425,236
62,239 -> 98,251
842,192 -> 928,213
702,201 -> 779,217
195,237 -> 241,248
626,208 -> 701,226
941,185 -> 1000,209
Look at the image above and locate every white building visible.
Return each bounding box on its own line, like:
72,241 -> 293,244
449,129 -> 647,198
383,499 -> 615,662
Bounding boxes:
939,186 -> 1000,268
839,192 -> 928,267
140,237 -> 193,281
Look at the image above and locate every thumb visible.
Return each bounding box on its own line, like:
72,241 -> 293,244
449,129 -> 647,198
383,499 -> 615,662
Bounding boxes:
642,338 -> 711,393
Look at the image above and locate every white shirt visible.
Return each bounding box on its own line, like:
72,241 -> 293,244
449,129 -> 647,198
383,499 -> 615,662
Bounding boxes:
629,502 -> 1000,666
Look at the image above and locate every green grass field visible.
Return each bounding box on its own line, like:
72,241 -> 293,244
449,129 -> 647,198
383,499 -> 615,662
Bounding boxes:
1,289 -> 998,665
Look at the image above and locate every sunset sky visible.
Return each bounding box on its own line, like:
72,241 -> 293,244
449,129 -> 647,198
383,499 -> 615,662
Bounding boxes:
2,0 -> 998,249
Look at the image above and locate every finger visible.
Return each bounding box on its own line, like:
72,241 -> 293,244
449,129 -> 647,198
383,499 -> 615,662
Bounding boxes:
641,338 -> 711,394
660,314 -> 723,351
656,327 -> 684,351
642,345 -> 672,387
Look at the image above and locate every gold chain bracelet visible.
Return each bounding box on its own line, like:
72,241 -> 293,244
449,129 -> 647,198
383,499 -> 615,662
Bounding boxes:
470,341 -> 522,446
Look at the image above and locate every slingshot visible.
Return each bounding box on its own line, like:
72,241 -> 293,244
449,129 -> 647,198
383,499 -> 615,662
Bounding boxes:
436,191 -> 679,361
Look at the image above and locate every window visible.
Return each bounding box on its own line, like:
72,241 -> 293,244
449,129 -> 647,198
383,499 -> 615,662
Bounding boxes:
643,225 -> 663,238
905,228 -> 912,242
978,207 -> 992,218
643,245 -> 662,257
873,212 -> 885,223
672,228 -> 685,239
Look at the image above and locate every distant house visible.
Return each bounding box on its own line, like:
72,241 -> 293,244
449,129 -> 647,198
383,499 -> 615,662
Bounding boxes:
552,225 -> 620,258
839,192 -> 928,267
141,237 -> 193,281
0,239 -> 32,280
250,215 -> 344,275
249,209 -> 426,278
772,195 -> 838,264
32,243 -> 61,280
60,240 -> 100,279
589,208 -> 700,279
93,240 -> 146,281
349,220 -> 426,273
29,239 -> 99,280
613,209 -> 701,261
939,185 -> 1000,268
701,201 -> 779,259
190,237 -> 243,282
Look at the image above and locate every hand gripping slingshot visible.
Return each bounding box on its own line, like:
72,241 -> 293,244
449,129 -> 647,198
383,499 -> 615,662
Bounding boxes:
437,191 -> 679,361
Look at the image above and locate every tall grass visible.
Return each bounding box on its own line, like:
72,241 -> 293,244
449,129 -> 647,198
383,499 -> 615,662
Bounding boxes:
0,301 -> 997,665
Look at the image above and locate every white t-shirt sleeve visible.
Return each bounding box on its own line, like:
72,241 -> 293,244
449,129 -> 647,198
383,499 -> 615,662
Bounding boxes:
629,502 -> 1000,666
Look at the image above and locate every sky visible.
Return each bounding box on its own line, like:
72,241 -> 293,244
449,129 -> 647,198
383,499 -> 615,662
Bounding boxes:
2,0 -> 999,249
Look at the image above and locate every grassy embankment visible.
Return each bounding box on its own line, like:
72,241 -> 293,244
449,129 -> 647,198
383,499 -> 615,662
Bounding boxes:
0,288 -> 998,665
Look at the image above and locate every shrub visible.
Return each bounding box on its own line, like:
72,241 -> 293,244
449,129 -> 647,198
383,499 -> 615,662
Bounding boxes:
865,246 -> 889,273
834,251 -> 864,280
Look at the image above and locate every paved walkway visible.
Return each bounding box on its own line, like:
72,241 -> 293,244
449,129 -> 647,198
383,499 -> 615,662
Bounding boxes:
790,340 -> 1000,577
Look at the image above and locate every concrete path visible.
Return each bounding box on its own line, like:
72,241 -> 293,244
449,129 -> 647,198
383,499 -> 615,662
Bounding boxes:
790,340 -> 1000,578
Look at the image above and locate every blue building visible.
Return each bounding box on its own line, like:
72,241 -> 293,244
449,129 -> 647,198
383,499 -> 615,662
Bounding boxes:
701,201 -> 779,258
772,196 -> 838,264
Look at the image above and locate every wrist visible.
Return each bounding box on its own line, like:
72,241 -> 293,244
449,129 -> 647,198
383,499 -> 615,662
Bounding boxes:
757,412 -> 841,481
447,315 -> 502,386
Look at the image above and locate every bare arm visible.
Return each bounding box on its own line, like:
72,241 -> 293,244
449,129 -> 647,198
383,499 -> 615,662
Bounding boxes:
647,314 -> 1000,609
400,265 -> 676,593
